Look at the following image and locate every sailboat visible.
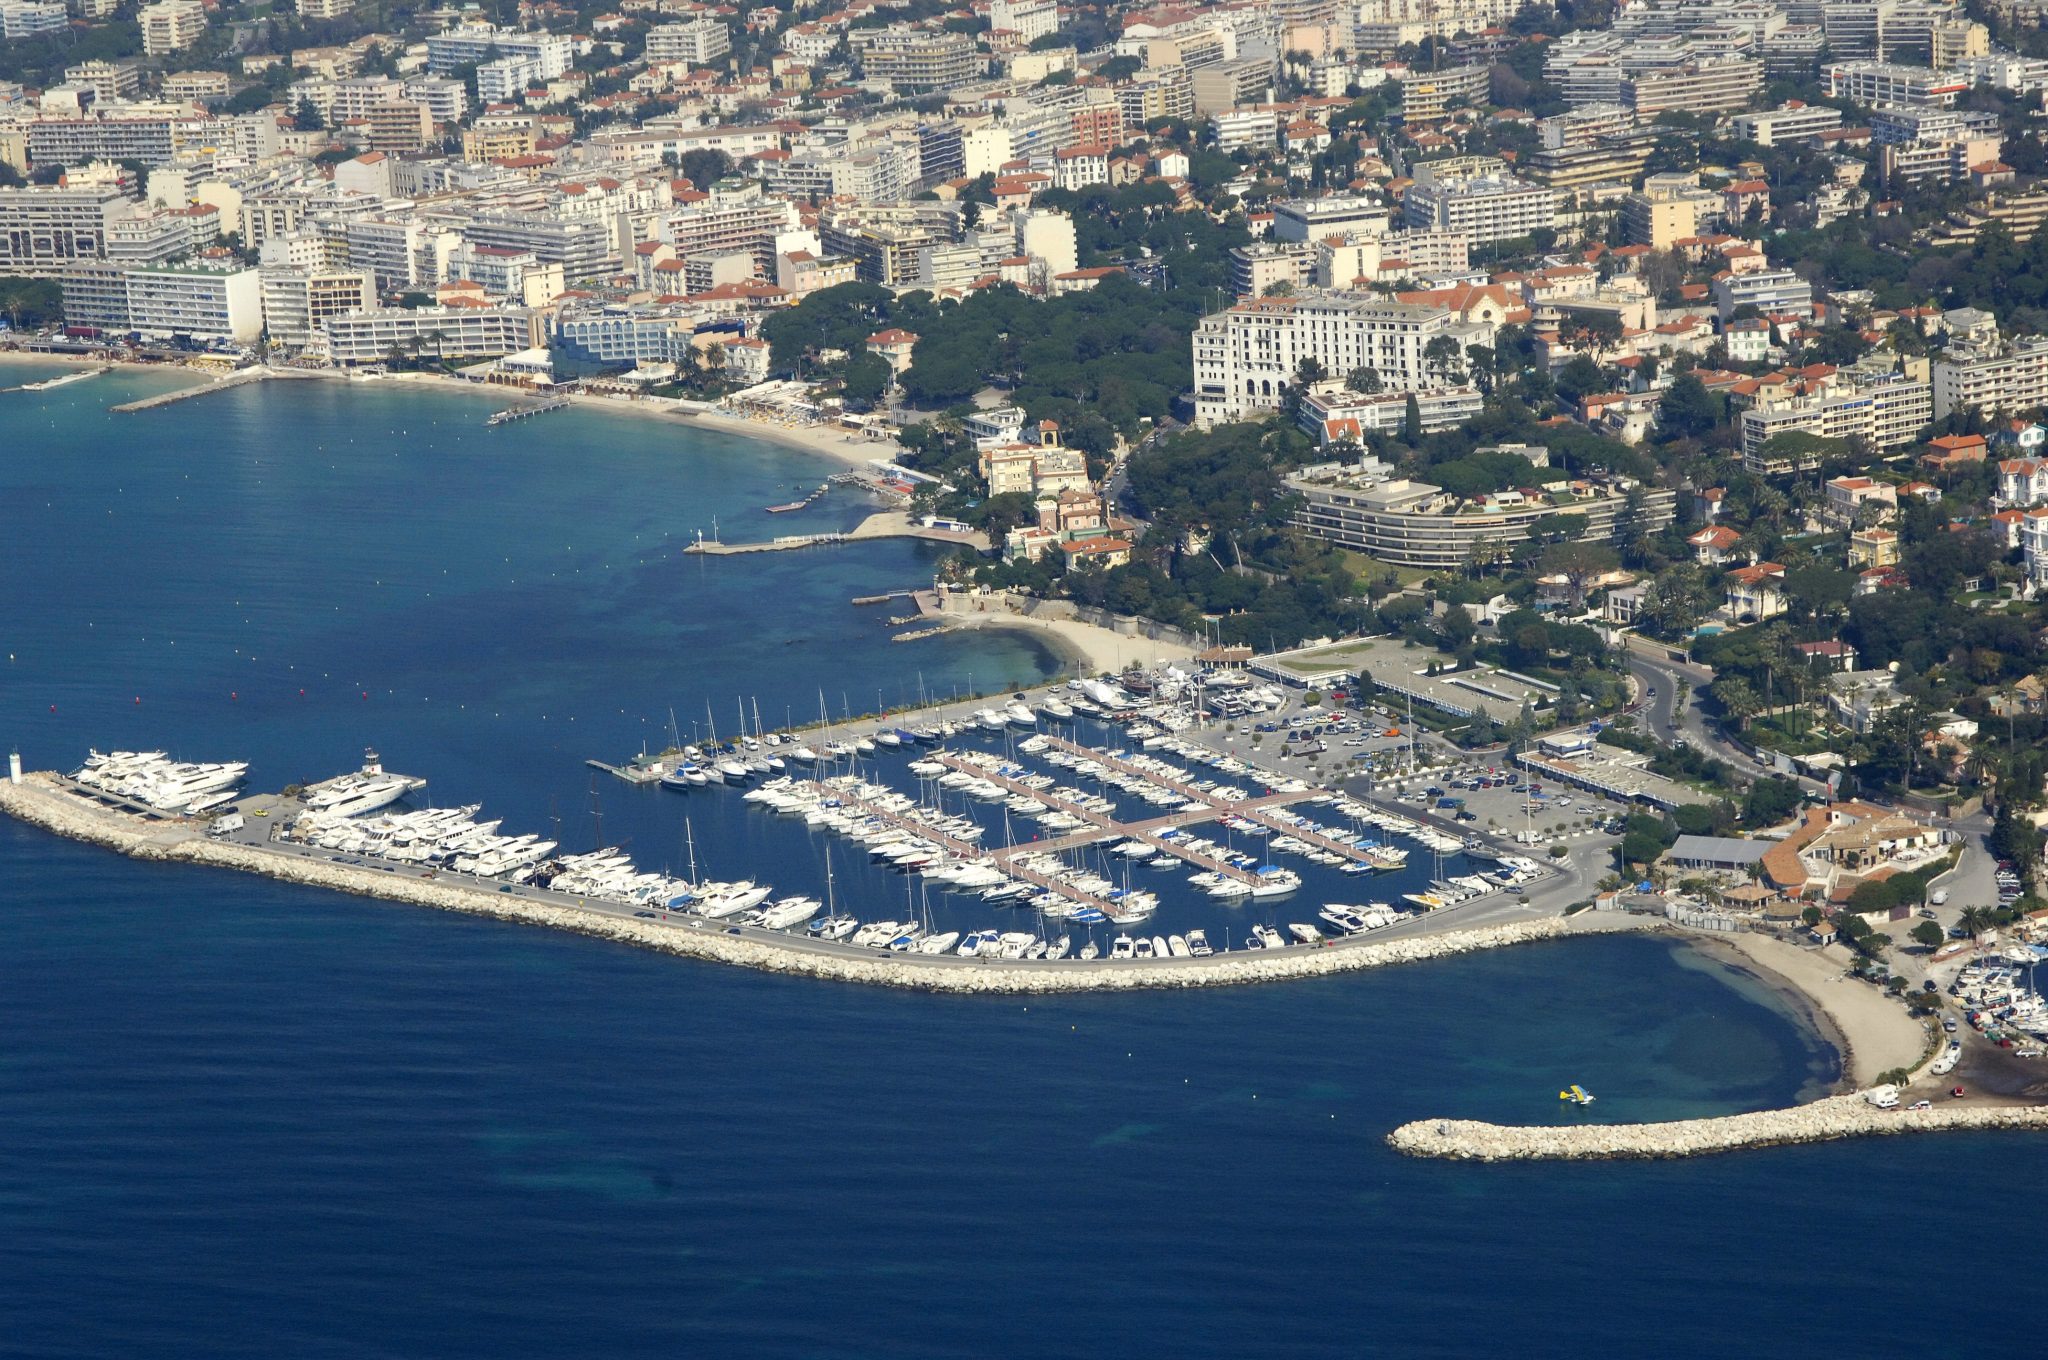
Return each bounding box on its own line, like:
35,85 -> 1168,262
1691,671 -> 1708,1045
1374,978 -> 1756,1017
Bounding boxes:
810,846 -> 855,940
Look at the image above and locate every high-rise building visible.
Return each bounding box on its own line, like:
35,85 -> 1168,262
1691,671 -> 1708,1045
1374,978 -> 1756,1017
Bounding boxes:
850,28 -> 979,92
1191,291 -> 1465,426
259,264 -> 375,346
645,18 -> 731,66
124,261 -> 262,341
1403,175 -> 1558,245
0,183 -> 134,275
138,0 -> 206,56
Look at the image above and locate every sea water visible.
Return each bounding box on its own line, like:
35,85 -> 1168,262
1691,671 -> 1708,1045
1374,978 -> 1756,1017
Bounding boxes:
4,363 -> 2044,1358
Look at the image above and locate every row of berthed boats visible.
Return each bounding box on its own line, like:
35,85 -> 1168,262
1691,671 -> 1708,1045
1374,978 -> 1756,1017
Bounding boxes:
71,749 -> 248,815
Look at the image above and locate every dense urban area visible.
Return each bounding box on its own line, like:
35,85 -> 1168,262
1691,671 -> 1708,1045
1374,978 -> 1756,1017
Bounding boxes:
18,0 -> 2048,1096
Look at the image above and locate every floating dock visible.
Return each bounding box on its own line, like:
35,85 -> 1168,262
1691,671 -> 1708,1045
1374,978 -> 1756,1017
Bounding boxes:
766,482 -> 832,513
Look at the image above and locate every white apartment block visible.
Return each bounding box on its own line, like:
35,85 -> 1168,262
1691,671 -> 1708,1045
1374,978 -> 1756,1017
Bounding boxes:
0,1 -> 68,38
1402,175 -> 1557,245
426,27 -> 575,81
104,210 -> 195,264
0,184 -> 134,276
989,0 -> 1060,42
139,0 -> 206,56
1192,291 -> 1463,426
259,265 -> 374,347
402,76 -> 468,126
1932,336 -> 2048,420
1825,61 -> 1968,107
124,262 -> 262,342
1272,195 -> 1390,242
1713,268 -> 1814,319
321,305 -> 540,365
1731,102 -> 1844,147
1621,56 -> 1762,116
851,28 -> 979,92
662,192 -> 801,273
645,18 -> 730,66
26,117 -> 177,168
1739,372 -> 1933,464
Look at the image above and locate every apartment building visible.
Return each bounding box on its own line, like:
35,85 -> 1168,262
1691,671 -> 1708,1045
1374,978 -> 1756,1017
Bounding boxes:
1621,56 -> 1762,117
162,71 -> 231,105
320,305 -> 542,364
0,0 -> 67,38
1191,291 -> 1466,426
402,76 -> 468,127
663,189 -> 802,274
990,0 -> 1060,42
1538,103 -> 1634,151
1825,60 -> 1968,107
851,28 -> 978,93
1731,102 -> 1845,147
139,0 -> 206,56
2022,508 -> 2048,591
820,202 -> 963,286
1932,336 -> 2048,419
1713,268 -> 1814,320
1403,175 -> 1558,245
1622,174 -> 1720,250
462,113 -> 538,164
1285,467 -> 1676,568
461,213 -> 618,281
104,210 -> 195,264
0,183 -> 134,275
646,18 -> 731,66
1739,370 -> 1933,464
1116,68 -> 1195,125
1397,63 -> 1490,122
259,264 -> 375,346
63,60 -> 144,102
1189,59 -> 1274,116
1230,241 -> 1313,298
124,261 -> 262,342
426,27 -> 575,81
57,261 -> 131,331
26,116 -> 177,169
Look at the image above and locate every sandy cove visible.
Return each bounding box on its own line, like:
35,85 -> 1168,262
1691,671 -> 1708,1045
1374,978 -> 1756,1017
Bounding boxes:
1690,930 -> 1930,1086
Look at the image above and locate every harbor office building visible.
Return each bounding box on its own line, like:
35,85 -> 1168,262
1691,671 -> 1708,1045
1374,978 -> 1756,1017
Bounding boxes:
1284,468 -> 1675,569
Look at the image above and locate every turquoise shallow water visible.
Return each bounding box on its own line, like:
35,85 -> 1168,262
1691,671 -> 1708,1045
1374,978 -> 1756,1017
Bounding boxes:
4,363 -> 2045,1357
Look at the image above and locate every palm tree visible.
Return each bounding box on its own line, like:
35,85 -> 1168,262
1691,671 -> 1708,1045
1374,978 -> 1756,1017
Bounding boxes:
1959,905 -> 1992,940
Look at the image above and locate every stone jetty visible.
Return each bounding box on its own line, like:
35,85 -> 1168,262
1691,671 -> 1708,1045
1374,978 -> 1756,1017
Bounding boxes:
0,772 -> 1580,994
1388,1093 -> 2048,1161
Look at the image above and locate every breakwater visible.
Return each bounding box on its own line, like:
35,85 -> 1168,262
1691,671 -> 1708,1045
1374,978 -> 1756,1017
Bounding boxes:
1388,1093 -> 2048,1161
0,772 -> 1583,994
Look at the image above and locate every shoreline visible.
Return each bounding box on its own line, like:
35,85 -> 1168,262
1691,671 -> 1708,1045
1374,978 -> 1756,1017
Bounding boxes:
1682,929 -> 1930,1088
0,347 -> 214,393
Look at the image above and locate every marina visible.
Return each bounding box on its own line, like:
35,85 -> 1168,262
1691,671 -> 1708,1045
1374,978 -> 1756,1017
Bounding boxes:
2,668 -> 1559,976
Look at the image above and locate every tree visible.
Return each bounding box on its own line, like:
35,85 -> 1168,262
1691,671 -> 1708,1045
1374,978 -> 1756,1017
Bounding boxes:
1347,366 -> 1383,394
1423,333 -> 1465,384
841,350 -> 890,406
293,97 -> 325,132
1911,920 -> 1945,950
1538,540 -> 1620,606
1658,372 -> 1720,439
1402,392 -> 1422,442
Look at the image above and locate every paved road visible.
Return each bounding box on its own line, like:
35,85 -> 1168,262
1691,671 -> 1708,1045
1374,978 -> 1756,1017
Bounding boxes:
1622,642 -> 1831,797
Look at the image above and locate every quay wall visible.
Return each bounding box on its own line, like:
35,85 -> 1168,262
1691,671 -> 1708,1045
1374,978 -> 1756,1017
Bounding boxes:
0,773 -> 1576,994
1388,1094 -> 2048,1161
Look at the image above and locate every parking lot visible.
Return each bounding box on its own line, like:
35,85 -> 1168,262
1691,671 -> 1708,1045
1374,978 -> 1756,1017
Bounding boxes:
1375,760 -> 1633,848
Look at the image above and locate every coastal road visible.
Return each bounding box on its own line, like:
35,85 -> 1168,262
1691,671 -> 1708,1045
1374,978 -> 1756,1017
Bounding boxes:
1621,642 -> 1831,798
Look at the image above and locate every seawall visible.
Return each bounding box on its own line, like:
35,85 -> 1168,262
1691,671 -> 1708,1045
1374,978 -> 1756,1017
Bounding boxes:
1388,1093 -> 2048,1161
0,773 -> 1581,994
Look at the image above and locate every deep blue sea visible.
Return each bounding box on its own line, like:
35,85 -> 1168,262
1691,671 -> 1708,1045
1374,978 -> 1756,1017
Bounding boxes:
3,362 -> 2044,1357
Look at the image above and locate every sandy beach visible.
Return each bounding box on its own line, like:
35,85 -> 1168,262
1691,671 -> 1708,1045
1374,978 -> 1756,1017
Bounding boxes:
0,347 -> 214,392
1694,930 -> 1930,1086
942,610 -> 1196,677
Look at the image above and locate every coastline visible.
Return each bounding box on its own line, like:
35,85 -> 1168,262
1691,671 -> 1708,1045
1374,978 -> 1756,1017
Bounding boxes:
0,347 -> 214,393
1682,929 -> 1929,1087
329,368 -> 892,471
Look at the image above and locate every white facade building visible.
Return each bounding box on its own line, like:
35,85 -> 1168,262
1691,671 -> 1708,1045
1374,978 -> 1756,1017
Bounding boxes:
1402,175 -> 1558,245
1192,291 -> 1464,426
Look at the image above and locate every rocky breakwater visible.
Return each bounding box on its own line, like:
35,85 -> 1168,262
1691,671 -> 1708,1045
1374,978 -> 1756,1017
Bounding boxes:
1388,1093 -> 2048,1162
0,772 -> 1593,993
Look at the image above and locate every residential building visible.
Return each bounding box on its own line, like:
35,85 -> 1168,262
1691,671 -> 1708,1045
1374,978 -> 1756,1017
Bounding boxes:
124,261 -> 262,342
1622,174 -> 1720,250
426,27 -> 575,82
1713,269 -> 1813,320
1622,56 -> 1763,117
1191,291 -> 1469,426
1932,336 -> 2048,420
1299,384 -> 1484,442
0,183 -> 134,276
0,0 -> 67,38
1825,60 -> 1968,108
320,305 -> 542,365
259,264 -> 374,347
1825,474 -> 1899,524
1998,456 -> 2048,506
1848,526 -> 1901,567
1403,175 -> 1558,245
1397,63 -> 1489,121
462,113 -> 539,164
57,260 -> 132,331
1730,102 -> 1845,147
1739,369 -> 1933,463
1284,465 -> 1675,569
139,0 -> 206,56
645,19 -> 730,66
851,28 -> 978,93
26,116 -> 177,169
1189,59 -> 1274,116
2023,507 -> 2048,590
63,60 -> 144,102
1271,195 -> 1390,242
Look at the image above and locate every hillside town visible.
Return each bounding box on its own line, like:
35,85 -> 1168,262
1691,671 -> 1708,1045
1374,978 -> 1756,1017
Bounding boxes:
17,0 -> 2048,1012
